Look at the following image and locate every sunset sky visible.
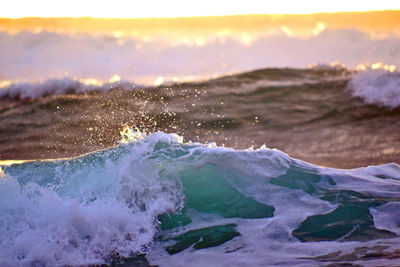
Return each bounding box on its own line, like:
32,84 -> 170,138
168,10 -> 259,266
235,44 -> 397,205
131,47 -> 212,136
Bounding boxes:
1,0 -> 400,18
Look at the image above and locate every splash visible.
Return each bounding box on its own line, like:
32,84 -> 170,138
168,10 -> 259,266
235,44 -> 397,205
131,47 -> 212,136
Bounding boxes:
119,125 -> 145,143
347,66 -> 400,108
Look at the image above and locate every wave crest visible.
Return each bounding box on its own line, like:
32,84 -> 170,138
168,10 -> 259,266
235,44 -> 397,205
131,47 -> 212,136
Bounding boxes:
0,78 -> 137,98
347,69 -> 400,108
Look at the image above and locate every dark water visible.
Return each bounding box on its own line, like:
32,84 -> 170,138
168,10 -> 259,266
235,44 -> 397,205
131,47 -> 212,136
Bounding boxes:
1,67 -> 399,168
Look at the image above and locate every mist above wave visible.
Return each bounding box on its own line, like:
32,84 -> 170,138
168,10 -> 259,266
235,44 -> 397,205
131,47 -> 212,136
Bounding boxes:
1,28 -> 399,82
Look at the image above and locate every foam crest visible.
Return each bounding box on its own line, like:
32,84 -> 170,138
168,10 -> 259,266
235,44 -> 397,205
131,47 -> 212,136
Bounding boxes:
347,68 -> 400,108
0,77 -> 136,98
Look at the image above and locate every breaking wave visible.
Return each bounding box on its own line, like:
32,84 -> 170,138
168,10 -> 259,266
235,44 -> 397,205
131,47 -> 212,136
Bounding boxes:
347,68 -> 400,108
1,131 -> 400,266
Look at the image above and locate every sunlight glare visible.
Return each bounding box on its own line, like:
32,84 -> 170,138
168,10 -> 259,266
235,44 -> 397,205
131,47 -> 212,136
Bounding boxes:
1,0 -> 399,18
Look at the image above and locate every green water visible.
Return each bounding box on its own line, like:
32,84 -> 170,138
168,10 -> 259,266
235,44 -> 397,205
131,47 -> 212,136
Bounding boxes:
159,163 -> 274,253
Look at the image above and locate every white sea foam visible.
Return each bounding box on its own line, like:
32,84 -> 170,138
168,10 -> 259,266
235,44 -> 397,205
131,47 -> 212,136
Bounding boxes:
371,202 -> 400,236
347,69 -> 400,108
0,134 -> 184,266
0,78 -> 90,98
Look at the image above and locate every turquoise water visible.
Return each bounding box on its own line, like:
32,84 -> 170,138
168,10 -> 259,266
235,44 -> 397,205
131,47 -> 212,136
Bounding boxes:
1,132 -> 399,266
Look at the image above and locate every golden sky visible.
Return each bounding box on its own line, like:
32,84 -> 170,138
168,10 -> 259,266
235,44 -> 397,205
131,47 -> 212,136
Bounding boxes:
1,11 -> 399,40
1,0 -> 399,18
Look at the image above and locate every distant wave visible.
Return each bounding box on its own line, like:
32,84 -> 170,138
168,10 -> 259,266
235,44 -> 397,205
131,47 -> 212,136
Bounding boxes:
2,66 -> 400,109
0,67 -> 347,98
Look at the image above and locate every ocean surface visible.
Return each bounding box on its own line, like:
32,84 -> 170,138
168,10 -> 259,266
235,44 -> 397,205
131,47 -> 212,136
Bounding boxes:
1,15 -> 400,266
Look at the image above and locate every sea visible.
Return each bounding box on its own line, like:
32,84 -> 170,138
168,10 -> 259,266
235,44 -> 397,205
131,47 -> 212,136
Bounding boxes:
0,14 -> 400,266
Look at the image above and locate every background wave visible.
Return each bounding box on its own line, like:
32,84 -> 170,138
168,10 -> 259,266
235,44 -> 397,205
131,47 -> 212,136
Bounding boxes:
1,66 -> 399,109
0,67 -> 399,168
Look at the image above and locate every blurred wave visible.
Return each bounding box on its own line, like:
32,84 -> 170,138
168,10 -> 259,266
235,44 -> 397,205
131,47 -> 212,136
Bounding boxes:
1,28 -> 399,83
